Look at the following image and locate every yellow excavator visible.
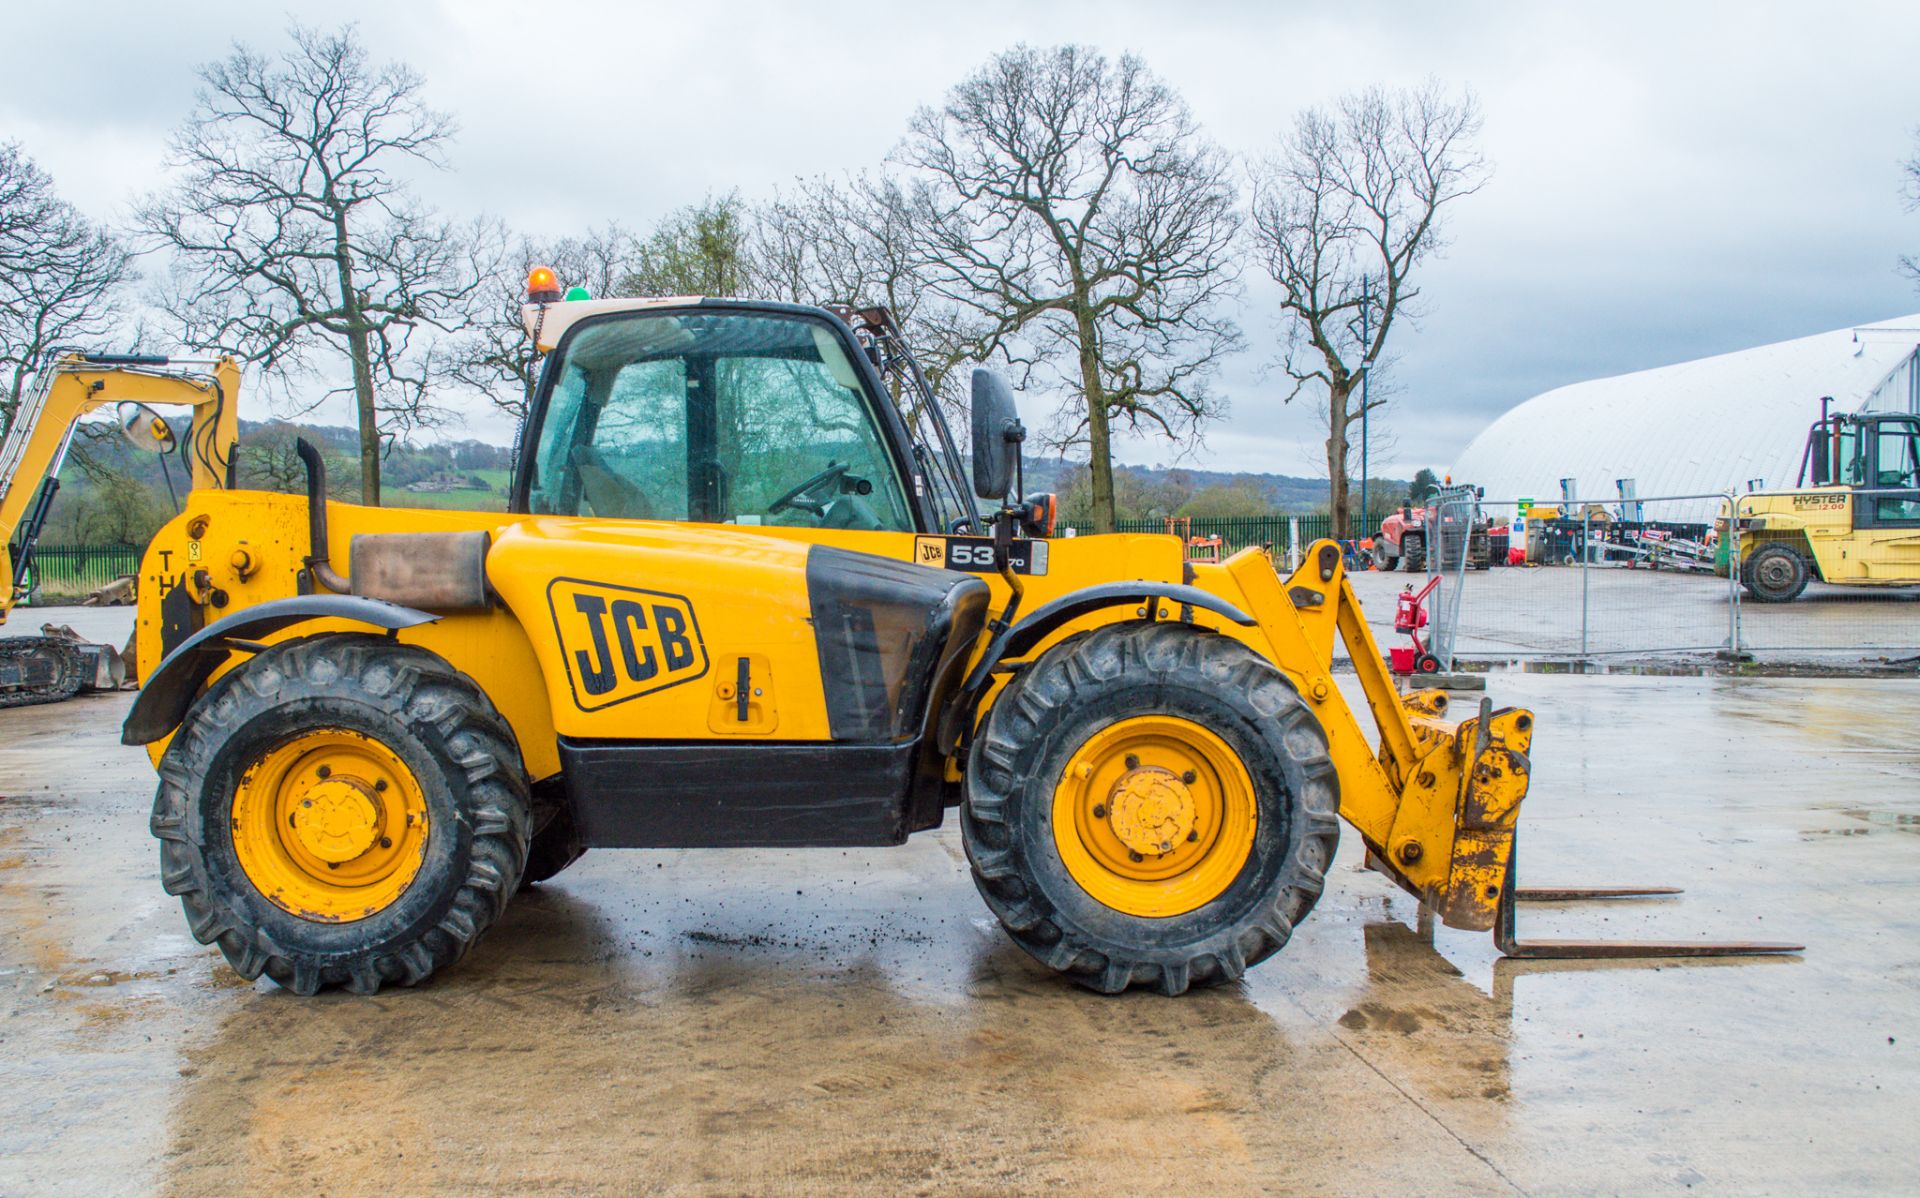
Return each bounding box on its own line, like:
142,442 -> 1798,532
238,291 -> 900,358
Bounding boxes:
0,281 -> 1796,995
1,354 -> 239,706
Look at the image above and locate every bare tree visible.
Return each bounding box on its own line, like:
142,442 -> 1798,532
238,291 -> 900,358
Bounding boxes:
238,421 -> 359,496
757,173 -> 984,415
446,222 -> 640,424
0,144 -> 133,437
897,45 -> 1242,533
622,194 -> 758,298
136,24 -> 484,504
1902,130 -> 1920,284
1251,82 -> 1488,537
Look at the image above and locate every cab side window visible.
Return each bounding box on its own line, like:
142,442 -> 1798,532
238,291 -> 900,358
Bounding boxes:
1873,425 -> 1920,523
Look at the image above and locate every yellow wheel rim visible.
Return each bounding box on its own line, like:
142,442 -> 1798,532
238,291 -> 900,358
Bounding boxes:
230,728 -> 430,923
1051,715 -> 1258,918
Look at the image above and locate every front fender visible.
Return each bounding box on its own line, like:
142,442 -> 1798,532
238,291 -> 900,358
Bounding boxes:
935,581 -> 1256,754
121,594 -> 436,746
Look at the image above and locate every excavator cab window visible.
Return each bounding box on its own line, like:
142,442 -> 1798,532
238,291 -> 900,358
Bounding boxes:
526,310 -> 914,531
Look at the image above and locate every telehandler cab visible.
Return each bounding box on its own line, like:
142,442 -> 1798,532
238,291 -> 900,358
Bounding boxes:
0,276 -> 1797,995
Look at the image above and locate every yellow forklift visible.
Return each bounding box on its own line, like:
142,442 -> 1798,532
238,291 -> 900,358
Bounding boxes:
1721,402 -> 1920,602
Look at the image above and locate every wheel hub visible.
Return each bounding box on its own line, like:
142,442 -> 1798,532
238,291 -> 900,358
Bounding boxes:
1051,715 -> 1259,918
230,728 -> 430,923
291,778 -> 381,863
1106,767 -> 1196,857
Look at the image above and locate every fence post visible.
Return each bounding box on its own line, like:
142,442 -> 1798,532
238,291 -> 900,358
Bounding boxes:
1727,491 -> 1741,656
1579,506 -> 1591,660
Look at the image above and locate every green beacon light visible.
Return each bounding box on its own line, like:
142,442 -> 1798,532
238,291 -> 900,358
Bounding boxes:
563,285 -> 591,302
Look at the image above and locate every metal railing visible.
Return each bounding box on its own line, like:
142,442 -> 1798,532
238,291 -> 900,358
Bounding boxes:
1109,515 -> 1334,564
1393,487 -> 1920,663
14,543 -> 142,602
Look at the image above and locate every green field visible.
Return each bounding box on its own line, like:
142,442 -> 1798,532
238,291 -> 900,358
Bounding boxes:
389,468 -> 511,512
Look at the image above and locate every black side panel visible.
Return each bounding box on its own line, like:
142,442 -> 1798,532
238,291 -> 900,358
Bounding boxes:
562,738 -> 919,847
805,544 -> 988,742
158,580 -> 203,661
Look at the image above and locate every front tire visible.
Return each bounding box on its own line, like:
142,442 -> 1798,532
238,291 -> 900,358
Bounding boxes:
150,634 -> 531,995
1741,542 -> 1810,603
962,622 -> 1340,996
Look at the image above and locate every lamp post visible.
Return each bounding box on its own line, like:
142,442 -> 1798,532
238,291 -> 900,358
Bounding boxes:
1358,276 -> 1372,538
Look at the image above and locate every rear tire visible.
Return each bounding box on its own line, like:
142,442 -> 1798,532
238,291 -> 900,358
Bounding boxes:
1401,535 -> 1426,572
150,634 -> 530,995
1741,542 -> 1810,603
962,622 -> 1340,996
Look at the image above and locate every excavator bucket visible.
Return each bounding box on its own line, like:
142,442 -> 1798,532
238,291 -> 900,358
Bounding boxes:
0,626 -> 125,709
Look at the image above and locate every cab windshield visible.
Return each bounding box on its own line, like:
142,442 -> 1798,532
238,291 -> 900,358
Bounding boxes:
526,309 -> 914,532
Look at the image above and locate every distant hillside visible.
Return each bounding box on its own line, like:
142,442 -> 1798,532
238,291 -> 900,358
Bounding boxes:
1024,456 -> 1406,518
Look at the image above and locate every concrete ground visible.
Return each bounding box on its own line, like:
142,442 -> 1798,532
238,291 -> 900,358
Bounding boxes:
1,605 -> 1915,1196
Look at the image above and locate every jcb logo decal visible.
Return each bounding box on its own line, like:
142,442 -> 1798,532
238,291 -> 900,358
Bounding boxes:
547,578 -> 708,711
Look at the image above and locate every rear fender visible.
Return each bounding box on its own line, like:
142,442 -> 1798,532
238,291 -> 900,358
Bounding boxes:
121,595 -> 435,745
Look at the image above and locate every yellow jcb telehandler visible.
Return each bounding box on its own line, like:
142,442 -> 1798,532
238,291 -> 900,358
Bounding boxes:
0,277 -> 1797,995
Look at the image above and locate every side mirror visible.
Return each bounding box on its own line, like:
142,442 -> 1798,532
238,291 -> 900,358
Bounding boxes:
970,369 -> 1023,502
116,401 -> 177,455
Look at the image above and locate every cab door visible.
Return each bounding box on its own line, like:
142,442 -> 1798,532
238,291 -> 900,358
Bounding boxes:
1855,418 -> 1920,579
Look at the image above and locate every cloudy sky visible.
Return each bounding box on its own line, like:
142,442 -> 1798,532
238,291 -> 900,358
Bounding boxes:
4,1 -> 1917,479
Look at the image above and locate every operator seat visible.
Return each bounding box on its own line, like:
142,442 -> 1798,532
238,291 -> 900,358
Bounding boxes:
572,444 -> 654,519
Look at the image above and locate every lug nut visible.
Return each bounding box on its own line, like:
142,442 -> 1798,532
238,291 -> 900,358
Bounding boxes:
316,765 -> 331,779
1125,754 -> 1140,770
379,836 -> 393,849
1187,829 -> 1199,842
1181,770 -> 1197,784
374,779 -> 387,792
1128,850 -> 1144,863
1092,804 -> 1108,818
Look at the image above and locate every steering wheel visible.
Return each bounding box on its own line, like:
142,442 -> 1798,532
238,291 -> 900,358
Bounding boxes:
768,461 -> 850,516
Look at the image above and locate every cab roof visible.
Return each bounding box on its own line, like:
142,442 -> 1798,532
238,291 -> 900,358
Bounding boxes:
521,296 -> 844,354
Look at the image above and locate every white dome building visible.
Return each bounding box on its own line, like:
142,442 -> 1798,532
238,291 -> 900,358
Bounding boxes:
1453,315 -> 1920,518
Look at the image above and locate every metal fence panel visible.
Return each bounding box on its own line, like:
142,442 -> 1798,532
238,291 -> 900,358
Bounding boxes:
16,543 -> 142,602
1109,515 -> 1333,561
1423,485 -> 1480,668
1729,487 -> 1920,655
1426,494 -> 1736,660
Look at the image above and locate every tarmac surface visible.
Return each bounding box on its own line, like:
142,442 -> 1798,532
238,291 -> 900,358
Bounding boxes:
2,609 -> 1918,1196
